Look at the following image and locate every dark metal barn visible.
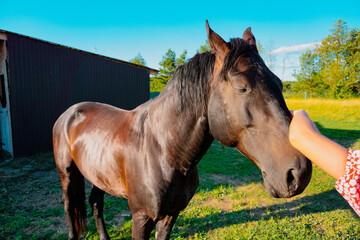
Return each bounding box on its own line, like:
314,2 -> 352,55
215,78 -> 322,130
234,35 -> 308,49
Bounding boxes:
0,30 -> 157,157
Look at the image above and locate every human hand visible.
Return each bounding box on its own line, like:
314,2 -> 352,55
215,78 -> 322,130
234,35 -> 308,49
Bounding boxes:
290,109 -> 319,132
289,109 -> 320,148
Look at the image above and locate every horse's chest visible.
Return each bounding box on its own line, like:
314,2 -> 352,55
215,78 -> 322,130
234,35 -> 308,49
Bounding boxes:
138,169 -> 199,218
163,180 -> 198,212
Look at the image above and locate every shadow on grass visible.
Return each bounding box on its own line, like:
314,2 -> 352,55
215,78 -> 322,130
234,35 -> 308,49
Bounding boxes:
197,141 -> 263,190
197,124 -> 360,193
172,189 -> 356,238
315,122 -> 360,143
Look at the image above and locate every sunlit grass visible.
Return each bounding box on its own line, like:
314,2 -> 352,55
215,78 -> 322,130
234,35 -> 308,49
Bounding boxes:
73,99 -> 360,239
286,98 -> 360,127
286,98 -> 360,149
2,99 -> 359,239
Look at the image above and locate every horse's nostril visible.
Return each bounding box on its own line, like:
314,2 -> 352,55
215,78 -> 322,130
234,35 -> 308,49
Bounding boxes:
287,169 -> 297,191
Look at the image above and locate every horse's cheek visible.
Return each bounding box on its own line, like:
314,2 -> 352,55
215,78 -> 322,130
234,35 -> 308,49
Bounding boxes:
208,93 -> 236,147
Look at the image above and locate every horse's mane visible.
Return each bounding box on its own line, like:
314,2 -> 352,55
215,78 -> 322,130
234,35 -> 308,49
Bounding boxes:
173,51 -> 215,111
173,38 -> 251,112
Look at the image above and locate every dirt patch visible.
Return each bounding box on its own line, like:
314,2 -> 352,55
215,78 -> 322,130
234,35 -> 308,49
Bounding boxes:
208,173 -> 247,186
0,152 -> 69,237
203,197 -> 244,212
0,151 -> 130,239
335,139 -> 360,149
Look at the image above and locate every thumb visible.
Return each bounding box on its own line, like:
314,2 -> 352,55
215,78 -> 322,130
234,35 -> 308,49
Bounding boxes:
290,110 -> 297,117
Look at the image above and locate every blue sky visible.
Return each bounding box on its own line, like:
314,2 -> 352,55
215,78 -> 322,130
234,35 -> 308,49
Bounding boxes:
1,0 -> 360,81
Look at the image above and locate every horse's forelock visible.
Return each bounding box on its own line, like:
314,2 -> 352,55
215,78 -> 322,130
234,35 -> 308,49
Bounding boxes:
222,38 -> 252,74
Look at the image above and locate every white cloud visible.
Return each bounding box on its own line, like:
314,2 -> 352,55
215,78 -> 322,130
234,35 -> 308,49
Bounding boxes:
277,58 -> 299,68
271,54 -> 303,81
271,43 -> 319,54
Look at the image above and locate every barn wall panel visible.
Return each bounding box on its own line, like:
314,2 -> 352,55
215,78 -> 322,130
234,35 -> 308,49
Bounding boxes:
6,33 -> 149,157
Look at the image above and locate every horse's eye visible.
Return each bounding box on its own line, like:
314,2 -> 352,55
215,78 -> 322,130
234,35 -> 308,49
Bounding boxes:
235,86 -> 251,93
236,87 -> 247,93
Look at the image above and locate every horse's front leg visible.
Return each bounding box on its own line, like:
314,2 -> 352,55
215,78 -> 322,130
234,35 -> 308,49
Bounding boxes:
155,212 -> 180,240
131,210 -> 156,239
89,185 -> 110,240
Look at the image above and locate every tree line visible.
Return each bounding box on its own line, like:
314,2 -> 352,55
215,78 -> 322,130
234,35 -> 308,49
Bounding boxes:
130,41 -> 211,92
292,20 -> 360,98
130,20 -> 360,98
129,40 -> 268,92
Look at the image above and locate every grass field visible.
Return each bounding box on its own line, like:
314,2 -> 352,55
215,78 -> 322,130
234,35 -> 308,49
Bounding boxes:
286,99 -> 360,149
1,98 -> 359,239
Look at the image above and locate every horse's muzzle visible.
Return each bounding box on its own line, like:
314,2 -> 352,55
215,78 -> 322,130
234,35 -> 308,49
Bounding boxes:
262,160 -> 312,198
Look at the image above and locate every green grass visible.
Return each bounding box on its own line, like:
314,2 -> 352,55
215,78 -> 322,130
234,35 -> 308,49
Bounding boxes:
285,98 -> 360,122
286,98 -> 360,149
1,98 -> 359,239
83,98 -> 359,239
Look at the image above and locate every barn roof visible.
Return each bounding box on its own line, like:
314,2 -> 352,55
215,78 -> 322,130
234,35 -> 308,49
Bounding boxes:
0,29 -> 159,75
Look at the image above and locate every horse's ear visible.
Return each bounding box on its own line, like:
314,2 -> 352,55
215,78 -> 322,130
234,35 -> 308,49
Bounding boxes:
206,20 -> 229,59
243,27 -> 258,53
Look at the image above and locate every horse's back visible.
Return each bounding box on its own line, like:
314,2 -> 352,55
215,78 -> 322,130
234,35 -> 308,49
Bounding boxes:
53,101 -> 132,197
53,101 -> 127,148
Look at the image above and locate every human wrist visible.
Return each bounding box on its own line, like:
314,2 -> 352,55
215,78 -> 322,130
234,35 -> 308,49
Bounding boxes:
289,126 -> 319,152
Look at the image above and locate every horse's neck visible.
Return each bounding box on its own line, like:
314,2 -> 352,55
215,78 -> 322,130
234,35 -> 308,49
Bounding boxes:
143,87 -> 213,175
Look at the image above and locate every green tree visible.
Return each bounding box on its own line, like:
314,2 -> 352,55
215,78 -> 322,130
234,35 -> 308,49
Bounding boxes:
177,50 -> 187,66
293,50 -> 325,96
150,49 -> 187,92
199,40 -> 262,54
129,53 -> 147,66
256,42 -> 263,54
317,20 -> 360,98
198,40 -> 211,53
294,20 -> 360,98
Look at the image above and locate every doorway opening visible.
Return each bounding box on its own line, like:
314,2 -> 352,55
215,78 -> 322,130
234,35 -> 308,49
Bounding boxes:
0,38 -> 13,156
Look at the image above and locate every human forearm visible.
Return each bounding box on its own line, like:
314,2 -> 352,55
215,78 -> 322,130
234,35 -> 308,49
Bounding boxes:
289,109 -> 347,179
290,128 -> 347,179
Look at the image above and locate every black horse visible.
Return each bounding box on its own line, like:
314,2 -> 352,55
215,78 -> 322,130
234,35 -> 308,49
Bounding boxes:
53,21 -> 312,239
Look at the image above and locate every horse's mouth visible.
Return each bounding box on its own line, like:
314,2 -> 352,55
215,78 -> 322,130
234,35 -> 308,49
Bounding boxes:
265,179 -> 308,198
262,171 -> 295,198
262,171 -> 280,198
267,185 -> 281,198
265,183 -> 297,198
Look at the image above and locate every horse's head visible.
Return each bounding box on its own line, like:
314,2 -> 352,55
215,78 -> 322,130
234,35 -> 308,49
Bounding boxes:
206,21 -> 312,198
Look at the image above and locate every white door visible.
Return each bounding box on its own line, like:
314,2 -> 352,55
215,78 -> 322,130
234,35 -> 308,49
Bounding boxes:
0,38 -> 13,156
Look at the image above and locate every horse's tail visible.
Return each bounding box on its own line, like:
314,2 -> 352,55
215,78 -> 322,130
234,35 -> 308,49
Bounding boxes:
68,164 -> 87,234
53,107 -> 87,236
